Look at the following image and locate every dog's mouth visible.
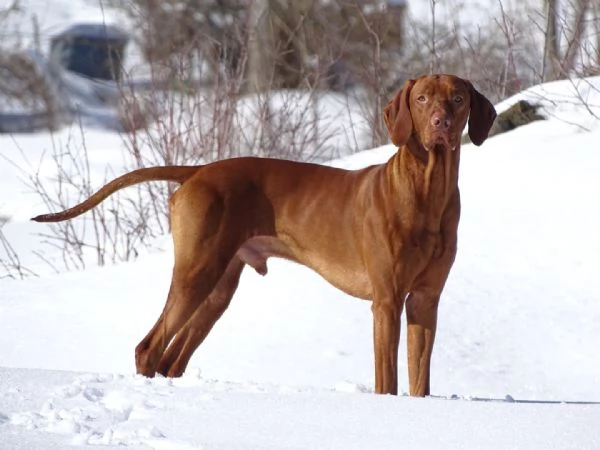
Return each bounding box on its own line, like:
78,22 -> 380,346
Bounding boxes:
424,132 -> 457,152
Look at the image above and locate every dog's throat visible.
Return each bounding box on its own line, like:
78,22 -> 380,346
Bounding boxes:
424,149 -> 436,197
423,145 -> 455,203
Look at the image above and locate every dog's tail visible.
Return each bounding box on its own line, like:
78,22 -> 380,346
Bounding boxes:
31,166 -> 200,223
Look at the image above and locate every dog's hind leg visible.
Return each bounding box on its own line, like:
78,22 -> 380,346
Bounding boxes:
135,185 -> 243,377
156,255 -> 245,377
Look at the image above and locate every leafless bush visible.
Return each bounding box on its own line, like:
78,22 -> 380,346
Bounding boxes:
13,125 -> 164,271
394,3 -> 542,102
0,51 -> 64,130
116,0 -> 405,148
0,215 -> 37,280
0,0 -> 19,28
0,2 -> 61,131
1,4 -> 38,102
119,1 -> 405,90
542,0 -> 599,81
374,0 -> 599,104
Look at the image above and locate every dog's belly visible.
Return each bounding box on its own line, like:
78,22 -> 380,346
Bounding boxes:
308,259 -> 372,300
237,236 -> 372,300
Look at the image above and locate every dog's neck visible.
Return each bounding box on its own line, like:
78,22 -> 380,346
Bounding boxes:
385,137 -> 460,231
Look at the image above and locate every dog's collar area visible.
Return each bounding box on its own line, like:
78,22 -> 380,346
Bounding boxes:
405,136 -> 458,164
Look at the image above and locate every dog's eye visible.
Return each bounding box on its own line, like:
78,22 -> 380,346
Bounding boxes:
417,95 -> 427,103
454,95 -> 464,103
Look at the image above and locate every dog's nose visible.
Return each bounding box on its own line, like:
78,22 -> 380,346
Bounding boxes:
431,113 -> 451,130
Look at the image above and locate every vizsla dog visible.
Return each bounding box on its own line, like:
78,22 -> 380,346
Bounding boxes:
33,74 -> 496,396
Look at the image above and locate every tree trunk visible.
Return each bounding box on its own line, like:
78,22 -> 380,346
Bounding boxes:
596,1 -> 600,71
543,0 -> 561,81
563,0 -> 590,74
247,0 -> 275,93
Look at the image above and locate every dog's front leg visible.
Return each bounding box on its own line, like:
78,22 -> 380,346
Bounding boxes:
371,294 -> 405,395
406,191 -> 459,397
405,289 -> 440,397
368,258 -> 409,396
365,227 -> 410,395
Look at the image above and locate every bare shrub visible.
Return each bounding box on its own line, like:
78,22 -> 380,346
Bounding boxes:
118,0 -> 405,148
389,1 -> 599,103
395,3 -> 542,103
0,1 -> 66,133
0,51 -> 65,131
0,215 -> 37,280
120,1 -> 405,90
542,0 -> 598,81
13,126 -> 164,271
0,0 -> 19,34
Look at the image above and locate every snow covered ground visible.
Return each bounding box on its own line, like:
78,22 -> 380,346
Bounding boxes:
2,73 -> 600,449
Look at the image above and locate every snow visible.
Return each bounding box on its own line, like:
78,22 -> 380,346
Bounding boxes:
2,369 -> 598,450
1,1 -> 600,449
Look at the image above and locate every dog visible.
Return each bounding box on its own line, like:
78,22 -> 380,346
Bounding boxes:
33,74 -> 496,396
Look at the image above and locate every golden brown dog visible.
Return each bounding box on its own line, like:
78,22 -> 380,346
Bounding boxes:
33,74 -> 496,396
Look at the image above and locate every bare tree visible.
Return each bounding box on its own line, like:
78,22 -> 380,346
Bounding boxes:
0,0 -> 19,25
543,0 -> 594,81
496,1 -> 523,96
247,0 -> 274,93
544,0 -> 561,81
429,0 -> 439,73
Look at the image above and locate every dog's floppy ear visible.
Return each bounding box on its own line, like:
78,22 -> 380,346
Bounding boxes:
384,79 -> 415,147
467,82 -> 497,146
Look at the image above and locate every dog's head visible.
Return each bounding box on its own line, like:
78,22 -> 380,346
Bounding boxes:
384,74 -> 497,151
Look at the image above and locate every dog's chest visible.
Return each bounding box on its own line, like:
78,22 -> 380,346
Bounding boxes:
394,225 -> 444,276
412,226 -> 442,253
